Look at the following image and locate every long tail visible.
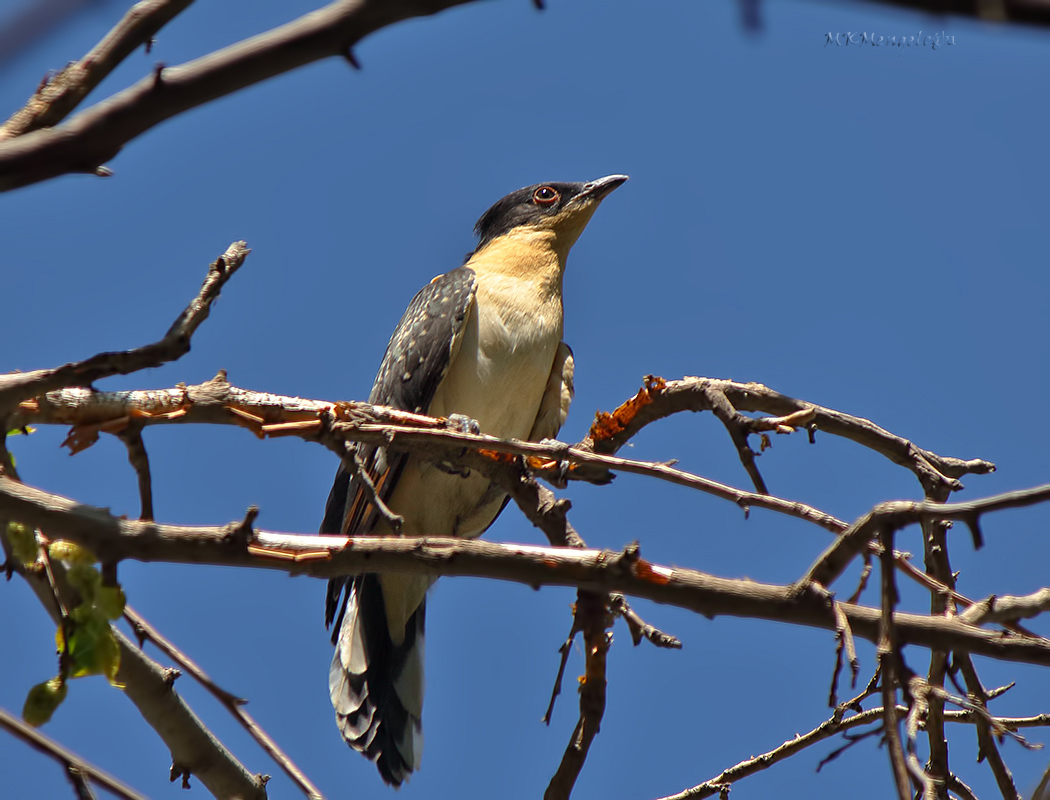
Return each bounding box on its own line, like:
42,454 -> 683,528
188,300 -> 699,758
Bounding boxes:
328,574 -> 425,786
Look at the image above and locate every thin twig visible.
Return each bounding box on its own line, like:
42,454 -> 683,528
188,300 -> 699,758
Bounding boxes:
584,377 -> 994,494
67,766 -> 98,800
796,485 -> 1050,593
654,702 -> 1049,800
706,387 -> 768,494
956,654 -> 1022,800
342,445 -> 402,534
948,773 -> 980,800
0,706 -> 147,800
829,599 -> 859,706
543,616 -> 580,726
118,426 -> 153,520
610,594 -> 682,649
123,606 -> 324,799
6,522 -> 266,799
544,591 -> 610,800
878,525 -> 912,800
0,241 -> 249,414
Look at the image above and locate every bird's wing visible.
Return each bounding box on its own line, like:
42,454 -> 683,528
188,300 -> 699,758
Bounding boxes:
321,266 -> 476,786
322,265 -> 477,623
528,341 -> 575,441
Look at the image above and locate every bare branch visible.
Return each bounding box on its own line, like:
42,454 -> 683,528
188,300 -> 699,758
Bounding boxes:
544,591 -> 610,800
0,377 -> 856,536
0,242 -> 249,415
905,679 -> 942,800
948,773 -> 980,800
123,607 -> 323,799
959,588 -> 1050,626
118,426 -> 154,521
0,0 -> 476,191
829,599 -> 859,705
0,706 -> 147,800
584,377 -> 993,494
706,384 -> 768,494
5,475 -> 1050,669
877,525 -> 913,800
610,594 -> 682,649
657,706 -> 890,800
543,616 -> 580,726
5,537 -> 267,799
0,0 -> 195,140
918,467 -> 955,798
656,700 -> 1050,800
797,485 -> 1050,591
956,655 -> 1022,800
21,376 -> 1034,649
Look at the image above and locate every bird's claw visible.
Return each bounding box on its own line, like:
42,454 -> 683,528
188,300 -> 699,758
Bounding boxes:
537,438 -> 571,488
447,413 -> 481,436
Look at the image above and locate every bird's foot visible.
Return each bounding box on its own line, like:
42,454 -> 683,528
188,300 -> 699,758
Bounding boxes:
434,415 -> 480,477
446,414 -> 481,436
537,438 -> 571,488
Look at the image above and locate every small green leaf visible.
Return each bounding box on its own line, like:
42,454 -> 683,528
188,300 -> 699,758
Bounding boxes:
66,617 -> 115,679
66,563 -> 103,602
6,521 -> 39,565
96,585 -> 126,621
23,677 -> 67,727
49,540 -> 96,566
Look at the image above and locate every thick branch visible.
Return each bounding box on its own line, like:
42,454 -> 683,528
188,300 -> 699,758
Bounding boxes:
3,377 -> 856,535
960,589 -> 1050,626
5,476 -> 1050,669
0,0 -> 195,139
124,607 -> 322,799
6,535 -> 266,799
0,0 -> 475,191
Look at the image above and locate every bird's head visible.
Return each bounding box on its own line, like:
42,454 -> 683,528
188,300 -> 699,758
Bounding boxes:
472,175 -> 628,261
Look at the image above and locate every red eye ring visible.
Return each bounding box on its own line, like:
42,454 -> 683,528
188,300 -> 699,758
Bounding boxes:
532,186 -> 560,206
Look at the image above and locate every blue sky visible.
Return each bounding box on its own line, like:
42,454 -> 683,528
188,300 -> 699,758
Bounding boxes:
2,1 -> 1049,798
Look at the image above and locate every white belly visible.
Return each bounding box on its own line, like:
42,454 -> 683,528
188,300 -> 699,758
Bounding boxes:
378,274 -> 563,636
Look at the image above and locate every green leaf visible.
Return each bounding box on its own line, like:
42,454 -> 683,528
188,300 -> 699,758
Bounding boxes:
6,521 -> 39,565
66,563 -> 101,605
65,617 -> 120,680
22,677 -> 67,727
48,540 -> 96,566
96,585 -> 126,621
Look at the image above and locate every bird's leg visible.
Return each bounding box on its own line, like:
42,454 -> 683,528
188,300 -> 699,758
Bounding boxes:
435,413 -> 482,476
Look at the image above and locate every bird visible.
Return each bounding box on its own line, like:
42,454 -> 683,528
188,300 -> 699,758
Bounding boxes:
319,174 -> 627,786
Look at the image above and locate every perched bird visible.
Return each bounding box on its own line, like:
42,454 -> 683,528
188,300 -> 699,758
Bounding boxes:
320,175 -> 627,786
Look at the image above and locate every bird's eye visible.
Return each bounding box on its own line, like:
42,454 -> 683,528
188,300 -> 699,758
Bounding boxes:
532,186 -> 560,206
